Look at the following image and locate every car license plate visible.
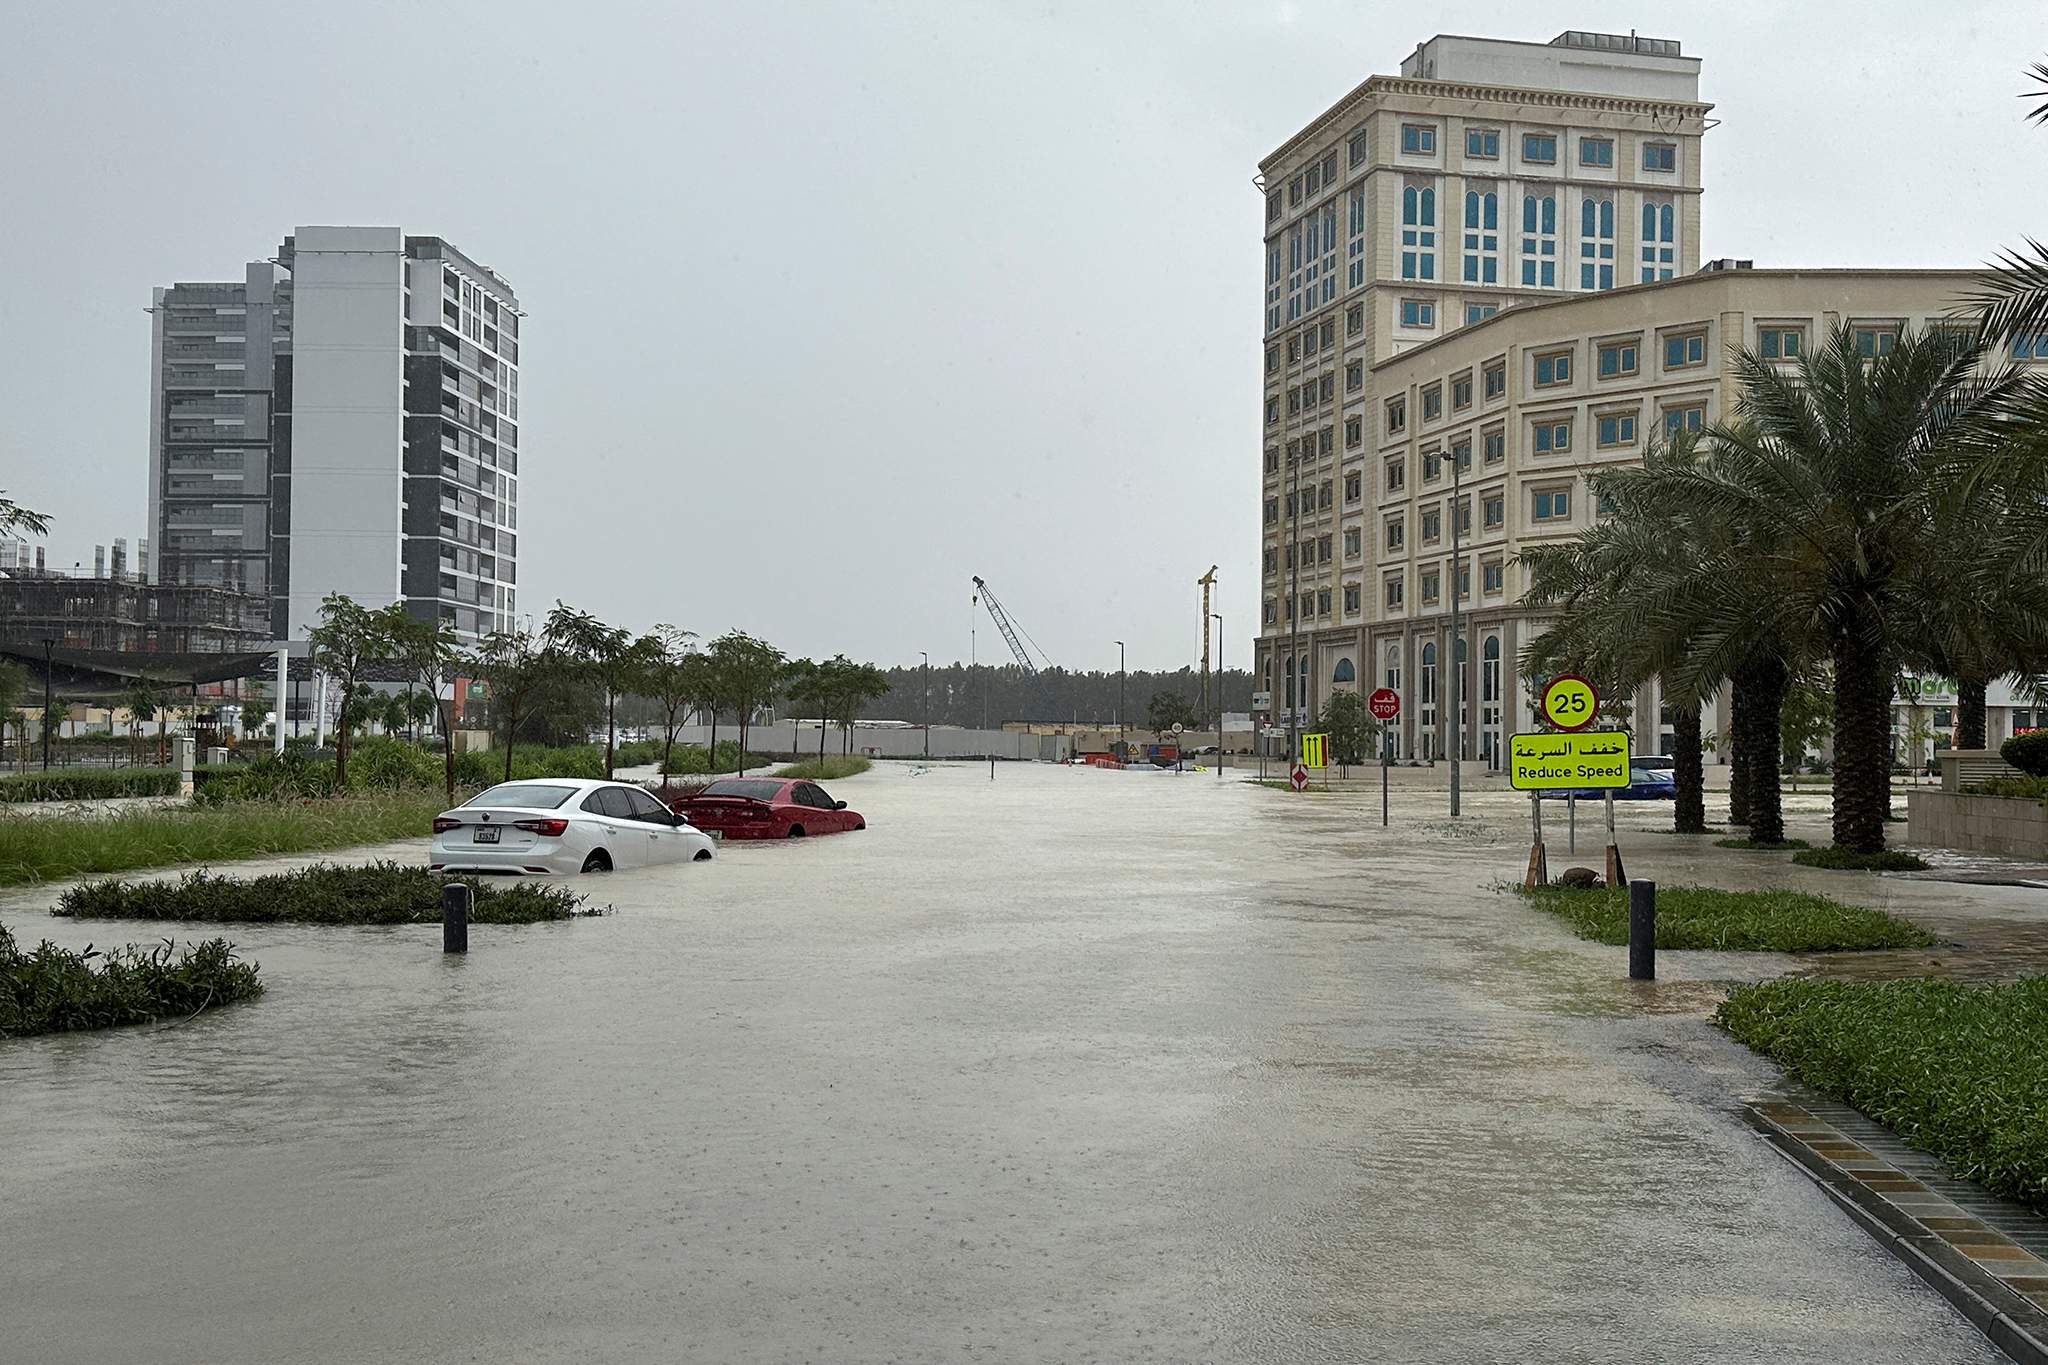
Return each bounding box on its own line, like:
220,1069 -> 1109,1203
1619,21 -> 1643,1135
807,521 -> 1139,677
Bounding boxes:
473,827 -> 501,844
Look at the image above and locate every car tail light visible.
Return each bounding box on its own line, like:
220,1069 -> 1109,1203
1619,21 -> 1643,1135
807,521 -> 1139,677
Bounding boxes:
432,817 -> 462,834
514,818 -> 569,836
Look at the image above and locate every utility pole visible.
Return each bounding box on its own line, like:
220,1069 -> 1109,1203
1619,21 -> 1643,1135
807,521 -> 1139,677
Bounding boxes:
1212,613 -> 1224,779
1287,439 -> 1302,768
1449,445 -> 1463,817
40,637 -> 54,771
1115,640 -> 1126,760
919,651 -> 929,760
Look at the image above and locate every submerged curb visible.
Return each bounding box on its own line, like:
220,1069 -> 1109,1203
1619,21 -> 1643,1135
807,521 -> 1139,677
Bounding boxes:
1745,1098 -> 2048,1365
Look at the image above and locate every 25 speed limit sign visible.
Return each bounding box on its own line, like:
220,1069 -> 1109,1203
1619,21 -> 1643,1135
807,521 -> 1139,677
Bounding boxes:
1538,674 -> 1599,731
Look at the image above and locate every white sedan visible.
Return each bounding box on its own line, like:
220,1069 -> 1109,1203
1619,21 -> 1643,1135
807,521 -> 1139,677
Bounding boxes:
430,778 -> 716,875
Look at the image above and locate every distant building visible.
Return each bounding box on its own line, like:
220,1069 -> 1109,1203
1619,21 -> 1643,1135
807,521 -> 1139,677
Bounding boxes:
0,574 -> 269,655
148,226 -> 523,643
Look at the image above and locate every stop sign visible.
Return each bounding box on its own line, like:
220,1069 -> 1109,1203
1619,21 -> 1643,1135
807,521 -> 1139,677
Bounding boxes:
1368,687 -> 1401,721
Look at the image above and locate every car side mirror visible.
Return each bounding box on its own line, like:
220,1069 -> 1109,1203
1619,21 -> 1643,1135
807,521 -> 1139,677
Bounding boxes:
835,800 -> 847,810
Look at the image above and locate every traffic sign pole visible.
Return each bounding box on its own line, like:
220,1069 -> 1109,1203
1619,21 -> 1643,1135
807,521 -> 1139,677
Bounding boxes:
1367,689 -> 1400,829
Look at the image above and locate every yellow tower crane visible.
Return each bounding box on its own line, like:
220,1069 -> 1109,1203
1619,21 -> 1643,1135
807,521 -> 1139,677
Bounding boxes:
1198,565 -> 1218,721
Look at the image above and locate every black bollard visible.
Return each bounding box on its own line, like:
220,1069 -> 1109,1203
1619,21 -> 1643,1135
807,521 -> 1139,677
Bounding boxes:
1627,878 -> 1655,980
442,881 -> 469,955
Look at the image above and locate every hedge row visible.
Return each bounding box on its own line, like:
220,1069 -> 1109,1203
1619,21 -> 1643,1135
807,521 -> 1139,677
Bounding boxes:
0,768 -> 180,803
0,921 -> 263,1038
56,861 -> 584,926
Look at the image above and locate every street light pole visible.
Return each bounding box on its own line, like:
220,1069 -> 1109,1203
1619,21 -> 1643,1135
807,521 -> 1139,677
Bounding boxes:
1212,613 -> 1224,780
919,651 -> 929,760
41,638 -> 54,772
1449,446 -> 1463,817
1115,640 -> 1126,760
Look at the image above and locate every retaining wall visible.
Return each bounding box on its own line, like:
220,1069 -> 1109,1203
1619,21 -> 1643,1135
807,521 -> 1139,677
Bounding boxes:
1906,790 -> 2048,859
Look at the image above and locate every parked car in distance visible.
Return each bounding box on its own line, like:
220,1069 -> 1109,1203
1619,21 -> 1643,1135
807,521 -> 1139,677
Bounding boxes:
431,778 -> 716,875
1633,754 -> 1675,771
1540,765 -> 1677,801
673,777 -> 865,839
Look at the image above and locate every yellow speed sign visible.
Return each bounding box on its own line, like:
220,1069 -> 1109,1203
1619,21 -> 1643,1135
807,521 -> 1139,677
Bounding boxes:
1538,674 -> 1599,732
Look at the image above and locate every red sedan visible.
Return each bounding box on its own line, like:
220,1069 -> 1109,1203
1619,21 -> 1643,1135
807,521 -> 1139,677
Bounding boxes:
672,777 -> 866,840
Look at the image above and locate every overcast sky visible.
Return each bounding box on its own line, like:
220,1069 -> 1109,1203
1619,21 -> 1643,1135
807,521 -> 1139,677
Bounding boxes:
4,1 -> 2043,670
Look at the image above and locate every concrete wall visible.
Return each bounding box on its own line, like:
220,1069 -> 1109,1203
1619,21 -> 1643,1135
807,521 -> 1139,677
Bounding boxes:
287,226 -> 407,636
1907,790 -> 2048,860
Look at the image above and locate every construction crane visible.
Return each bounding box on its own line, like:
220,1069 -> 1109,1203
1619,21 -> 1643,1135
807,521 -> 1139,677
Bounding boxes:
1197,565 -> 1218,719
972,575 -> 1051,675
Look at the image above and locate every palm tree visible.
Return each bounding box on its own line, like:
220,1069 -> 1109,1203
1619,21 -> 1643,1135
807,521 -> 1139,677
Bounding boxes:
1637,328 -> 2017,853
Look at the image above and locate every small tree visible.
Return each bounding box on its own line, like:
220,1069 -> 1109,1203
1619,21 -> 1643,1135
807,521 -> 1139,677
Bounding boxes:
475,628 -> 546,781
709,631 -> 786,775
308,592 -> 397,789
640,624 -> 701,777
831,661 -> 892,756
783,658 -> 823,759
1778,670 -> 1834,785
542,601 -> 651,778
1145,689 -> 1199,740
387,609 -> 470,806
1317,691 -> 1380,772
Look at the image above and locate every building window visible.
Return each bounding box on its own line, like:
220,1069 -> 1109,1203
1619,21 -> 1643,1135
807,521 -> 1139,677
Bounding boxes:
1579,195 -> 1615,290
1595,411 -> 1638,448
1664,330 -> 1707,369
1597,339 -> 1639,378
1402,182 -> 1437,280
1533,419 -> 1572,453
1288,335 -> 1302,363
1347,188 -> 1367,291
2011,335 -> 2048,360
1853,324 -> 1900,358
1348,127 -> 1369,168
1385,516 -> 1405,551
1319,426 -> 1334,457
1384,573 -> 1405,609
1483,492 -> 1504,529
1267,192 -> 1283,224
1423,448 -> 1442,482
1385,396 -> 1407,434
1643,142 -> 1677,172
1579,137 -> 1614,168
1263,546 -> 1277,573
1421,506 -> 1442,542
1483,427 -> 1505,463
1452,373 -> 1473,410
1465,303 -> 1499,325
1533,349 -> 1572,387
1466,128 -> 1500,158
1264,498 -> 1278,524
1265,346 -> 1278,374
1522,133 -> 1557,164
1421,570 -> 1441,605
1295,384 -> 1309,413
1303,324 -> 1318,359
1640,198 -> 1676,282
1520,193 -> 1557,287
1401,123 -> 1436,155
1663,403 -> 1706,436
1457,562 -> 1471,599
1760,325 -> 1805,360
1462,187 -> 1499,284
1264,446 -> 1279,473
1318,482 -> 1333,511
1401,298 -> 1436,328
1344,527 -> 1362,558
1346,361 -> 1364,393
1454,495 -> 1472,536
1452,437 -> 1471,473
1482,560 -> 1504,594
1319,318 -> 1334,348
1422,384 -> 1443,420
1266,398 -> 1278,426
1345,470 -> 1362,501
1343,584 -> 1361,613
1264,600 -> 1278,624
1483,360 -> 1506,399
1533,486 -> 1572,522
1385,458 -> 1405,492
1317,588 -> 1332,616
1319,374 -> 1334,402
1346,302 -> 1364,336
1345,415 -> 1362,449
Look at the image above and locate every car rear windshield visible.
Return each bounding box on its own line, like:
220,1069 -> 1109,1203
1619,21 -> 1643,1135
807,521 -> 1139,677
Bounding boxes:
699,779 -> 784,801
465,783 -> 576,810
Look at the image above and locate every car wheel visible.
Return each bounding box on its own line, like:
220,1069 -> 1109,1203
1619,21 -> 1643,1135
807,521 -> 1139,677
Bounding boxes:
854,819 -> 866,830
787,824 -> 806,838
693,848 -> 713,862
581,850 -> 612,874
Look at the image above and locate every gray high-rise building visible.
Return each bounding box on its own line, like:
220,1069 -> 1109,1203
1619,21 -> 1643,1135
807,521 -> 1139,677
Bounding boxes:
148,226 -> 522,643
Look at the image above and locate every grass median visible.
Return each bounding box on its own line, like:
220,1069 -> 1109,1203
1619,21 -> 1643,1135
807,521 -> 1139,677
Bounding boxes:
55,861 -> 584,925
1516,884 -> 1933,952
0,791 -> 447,888
1719,978 -> 2048,1213
774,755 -> 873,781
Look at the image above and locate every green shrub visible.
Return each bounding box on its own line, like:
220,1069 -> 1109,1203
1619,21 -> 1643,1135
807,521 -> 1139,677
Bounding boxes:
0,921 -> 263,1038
0,791 -> 448,887
2002,729 -> 2048,777
193,749 -> 337,804
0,768 -> 180,803
659,741 -> 752,776
1962,775 -> 2048,802
1713,836 -> 1812,850
1516,883 -> 1932,951
1791,847 -> 1930,872
56,860 -> 583,925
1718,978 -> 2048,1213
775,755 -> 873,781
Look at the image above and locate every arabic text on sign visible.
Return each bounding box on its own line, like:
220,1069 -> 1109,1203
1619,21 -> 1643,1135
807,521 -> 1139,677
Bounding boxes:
1506,729 -> 1634,790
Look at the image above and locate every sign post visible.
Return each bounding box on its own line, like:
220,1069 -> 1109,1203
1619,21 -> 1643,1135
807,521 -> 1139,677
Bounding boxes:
1514,674 -> 1630,887
1368,688 -> 1401,828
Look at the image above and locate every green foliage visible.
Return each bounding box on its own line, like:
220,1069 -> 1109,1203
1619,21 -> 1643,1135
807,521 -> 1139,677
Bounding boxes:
0,790 -> 447,887
0,921 -> 262,1038
659,741 -> 749,776
1316,691 -> 1381,766
1713,836 -> 1813,850
0,491 -> 52,537
1516,883 -> 1932,951
2002,729 -> 2048,777
1718,977 -> 2048,1212
1779,672 -> 1834,770
56,861 -> 583,925
1144,689 -> 1199,737
1962,775 -> 2048,802
774,755 -> 872,781
0,768 -> 180,803
1790,847 -> 1931,872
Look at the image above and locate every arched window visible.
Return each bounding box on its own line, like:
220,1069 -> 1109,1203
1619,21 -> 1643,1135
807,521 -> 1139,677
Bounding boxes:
1282,654 -> 1294,709
1333,657 -> 1357,684
1462,188 -> 1498,284
1521,194 -> 1556,287
1580,195 -> 1615,290
1640,198 -> 1675,282
1482,636 -> 1501,701
1402,183 -> 1437,280
1383,645 -> 1401,692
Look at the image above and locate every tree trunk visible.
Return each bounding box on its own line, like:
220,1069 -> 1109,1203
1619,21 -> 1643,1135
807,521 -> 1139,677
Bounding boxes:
441,700 -> 457,807
1958,675 -> 1988,752
709,712 -> 719,775
818,718 -> 826,762
502,701 -> 519,783
1744,655 -> 1788,846
1831,623 -> 1890,853
738,707 -> 749,776
1671,699 -> 1706,833
1727,674 -> 1750,826
665,712 -> 680,780
604,687 -> 616,779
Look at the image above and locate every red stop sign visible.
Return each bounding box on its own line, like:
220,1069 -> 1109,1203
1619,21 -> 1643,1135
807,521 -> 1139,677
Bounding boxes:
1368,687 -> 1401,721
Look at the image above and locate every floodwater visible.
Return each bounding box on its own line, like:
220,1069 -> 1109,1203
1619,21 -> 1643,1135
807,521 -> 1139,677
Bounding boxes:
0,764 -> 2009,1363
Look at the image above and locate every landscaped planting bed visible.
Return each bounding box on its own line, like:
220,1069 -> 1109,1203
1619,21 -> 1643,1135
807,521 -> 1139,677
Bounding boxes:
0,921 -> 262,1038
56,861 -> 586,926
1517,884 -> 1933,952
1719,977 -> 2048,1213
774,755 -> 873,781
0,768 -> 179,803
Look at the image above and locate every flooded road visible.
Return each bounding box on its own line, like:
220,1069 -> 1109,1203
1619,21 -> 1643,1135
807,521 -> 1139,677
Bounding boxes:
1,764 -> 2007,1362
